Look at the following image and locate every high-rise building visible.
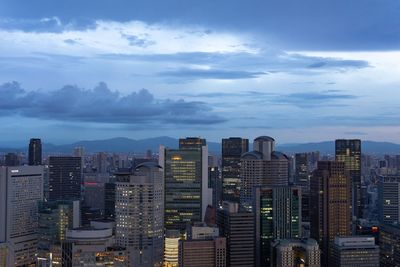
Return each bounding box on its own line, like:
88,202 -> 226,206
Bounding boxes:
217,202 -> 255,267
104,181 -> 116,219
160,137 -> 212,232
271,239 -> 320,267
164,230 -> 180,267
310,161 -> 352,266
0,166 -> 43,266
4,152 -> 19,166
295,153 -> 311,225
28,138 -> 42,165
378,175 -> 400,225
37,200 -> 80,266
335,139 -> 362,219
178,223 -> 226,267
49,156 -> 82,201
254,186 -> 302,266
331,236 -> 379,267
115,162 -> 164,266
240,136 -> 289,210
379,223 -> 400,267
221,137 -> 249,203
209,166 -> 222,208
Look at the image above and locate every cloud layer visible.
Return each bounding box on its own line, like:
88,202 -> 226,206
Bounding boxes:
0,82 -> 226,125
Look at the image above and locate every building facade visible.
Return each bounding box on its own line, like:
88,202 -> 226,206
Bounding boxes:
378,175 -> 400,225
0,166 -> 44,266
217,202 -> 255,267
331,236 -> 379,267
115,162 -> 164,266
28,138 -> 42,165
160,137 -> 212,232
221,137 -> 249,203
48,156 -> 82,201
335,139 -> 362,219
254,186 -> 302,267
272,239 -> 320,267
310,161 -> 352,266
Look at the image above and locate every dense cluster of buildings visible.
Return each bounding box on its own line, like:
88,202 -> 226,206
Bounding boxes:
0,136 -> 399,266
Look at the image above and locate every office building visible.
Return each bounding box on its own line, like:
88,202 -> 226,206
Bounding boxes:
217,202 -> 255,267
0,166 -> 43,266
179,237 -> 226,267
164,230 -> 180,267
221,137 -> 249,203
104,181 -> 116,219
331,236 -> 379,267
254,186 -> 302,266
62,227 -> 127,266
271,239 -> 320,267
28,138 -> 42,165
310,161 -> 352,266
37,200 -> 80,266
378,175 -> 400,225
335,139 -> 362,219
209,166 -> 222,207
379,223 -> 400,267
115,162 -> 164,266
4,152 -> 19,166
160,137 -> 212,232
240,136 -> 289,211
49,156 -> 82,201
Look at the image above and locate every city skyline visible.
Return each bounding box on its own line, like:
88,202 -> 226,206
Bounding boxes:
0,0 -> 400,144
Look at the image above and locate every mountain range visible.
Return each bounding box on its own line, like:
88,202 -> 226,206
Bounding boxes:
1,137 -> 400,155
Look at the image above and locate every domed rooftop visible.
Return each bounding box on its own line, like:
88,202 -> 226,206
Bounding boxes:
136,162 -> 163,170
271,151 -> 289,160
241,151 -> 264,160
254,136 -> 275,142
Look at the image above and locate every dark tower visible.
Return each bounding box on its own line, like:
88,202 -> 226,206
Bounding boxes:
29,138 -> 42,165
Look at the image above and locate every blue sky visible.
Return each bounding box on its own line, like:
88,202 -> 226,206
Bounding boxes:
0,0 -> 399,146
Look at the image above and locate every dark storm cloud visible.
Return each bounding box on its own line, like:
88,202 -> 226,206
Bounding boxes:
0,82 -> 226,125
1,0 -> 399,50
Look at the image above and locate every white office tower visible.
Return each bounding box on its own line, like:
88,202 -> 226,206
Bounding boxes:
0,166 -> 44,266
115,162 -> 164,267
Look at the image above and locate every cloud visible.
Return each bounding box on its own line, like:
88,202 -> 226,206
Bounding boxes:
0,81 -> 226,125
272,90 -> 359,108
120,33 -> 155,48
158,68 -> 266,80
0,17 -> 97,33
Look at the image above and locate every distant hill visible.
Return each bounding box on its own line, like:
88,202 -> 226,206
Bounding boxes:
1,138 -> 400,155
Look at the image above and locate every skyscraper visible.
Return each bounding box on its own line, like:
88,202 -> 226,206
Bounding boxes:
115,162 -> 164,266
254,186 -> 302,267
0,166 -> 44,266
216,202 -> 255,267
221,137 -> 249,203
160,137 -> 212,232
335,139 -> 362,219
379,223 -> 400,267
49,156 -> 82,201
29,138 -> 42,165
295,153 -> 311,223
240,136 -> 289,210
378,175 -> 400,225
310,161 -> 352,266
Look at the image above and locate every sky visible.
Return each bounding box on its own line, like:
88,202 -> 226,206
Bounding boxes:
0,0 -> 399,146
